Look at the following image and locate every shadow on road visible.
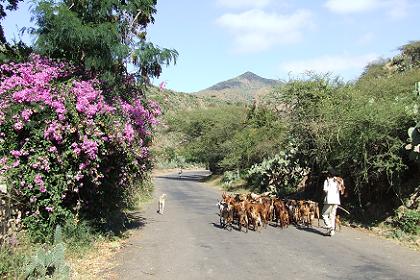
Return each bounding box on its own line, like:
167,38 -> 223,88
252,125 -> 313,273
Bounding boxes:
210,222 -> 261,233
155,174 -> 211,182
210,222 -> 227,230
125,211 -> 148,230
295,225 -> 328,236
211,222 -> 245,232
105,211 -> 149,236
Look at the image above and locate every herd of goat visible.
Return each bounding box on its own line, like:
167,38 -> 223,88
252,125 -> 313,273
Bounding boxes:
217,192 -> 324,232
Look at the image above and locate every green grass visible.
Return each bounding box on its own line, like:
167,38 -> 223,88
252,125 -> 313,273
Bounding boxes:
0,240 -> 31,279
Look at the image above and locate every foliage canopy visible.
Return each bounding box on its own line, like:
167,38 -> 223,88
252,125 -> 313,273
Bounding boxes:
32,0 -> 178,92
0,0 -> 24,43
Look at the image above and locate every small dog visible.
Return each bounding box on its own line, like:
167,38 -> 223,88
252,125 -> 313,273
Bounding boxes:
158,194 -> 167,214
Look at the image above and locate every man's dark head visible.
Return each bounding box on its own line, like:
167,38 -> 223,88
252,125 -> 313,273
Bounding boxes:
327,167 -> 337,177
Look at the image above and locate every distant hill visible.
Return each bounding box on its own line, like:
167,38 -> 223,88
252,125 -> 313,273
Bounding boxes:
195,72 -> 282,103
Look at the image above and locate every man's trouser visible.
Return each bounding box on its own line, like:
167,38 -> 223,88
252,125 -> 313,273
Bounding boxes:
322,204 -> 338,230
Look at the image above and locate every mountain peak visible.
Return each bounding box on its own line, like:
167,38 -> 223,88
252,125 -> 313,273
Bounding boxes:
196,72 -> 282,103
238,71 -> 261,80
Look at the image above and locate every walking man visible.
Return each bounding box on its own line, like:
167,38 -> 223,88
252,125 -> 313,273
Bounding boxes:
322,170 -> 345,236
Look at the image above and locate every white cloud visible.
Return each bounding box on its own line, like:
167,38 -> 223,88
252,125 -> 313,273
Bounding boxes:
325,0 -> 380,13
216,0 -> 271,9
357,32 -> 374,46
280,53 -> 378,74
388,0 -> 409,19
325,0 -> 409,19
216,9 -> 313,53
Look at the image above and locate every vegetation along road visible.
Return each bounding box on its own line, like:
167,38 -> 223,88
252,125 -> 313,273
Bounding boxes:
112,171 -> 420,280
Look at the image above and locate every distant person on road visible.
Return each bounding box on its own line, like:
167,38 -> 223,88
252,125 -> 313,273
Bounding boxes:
322,169 -> 345,236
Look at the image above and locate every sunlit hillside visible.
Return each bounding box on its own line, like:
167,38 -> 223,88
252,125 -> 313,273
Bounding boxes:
195,71 -> 282,104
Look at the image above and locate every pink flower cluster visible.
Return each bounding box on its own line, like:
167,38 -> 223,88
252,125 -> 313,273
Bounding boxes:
0,55 -> 69,120
0,55 -> 162,223
31,157 -> 51,173
34,174 -> 46,193
21,109 -> 33,121
81,137 -> 98,160
72,80 -> 105,117
120,98 -> 161,139
123,123 -> 135,143
44,121 -> 64,144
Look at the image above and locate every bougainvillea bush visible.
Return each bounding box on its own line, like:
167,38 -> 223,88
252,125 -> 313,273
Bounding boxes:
0,55 -> 160,240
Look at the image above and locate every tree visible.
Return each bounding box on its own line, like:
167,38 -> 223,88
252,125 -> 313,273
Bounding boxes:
32,0 -> 178,94
0,0 -> 24,43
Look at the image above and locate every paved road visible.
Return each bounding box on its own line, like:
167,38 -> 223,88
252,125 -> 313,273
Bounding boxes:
112,171 -> 420,280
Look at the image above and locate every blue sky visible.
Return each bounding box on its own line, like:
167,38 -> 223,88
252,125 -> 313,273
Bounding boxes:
3,0 -> 420,92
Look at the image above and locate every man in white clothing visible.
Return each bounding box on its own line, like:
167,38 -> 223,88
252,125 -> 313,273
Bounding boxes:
322,171 -> 345,236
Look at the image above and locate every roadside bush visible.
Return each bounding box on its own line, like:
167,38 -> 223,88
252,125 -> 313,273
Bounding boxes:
221,170 -> 241,188
165,105 -> 245,172
273,71 -> 419,209
246,147 -> 309,195
0,55 -> 160,241
166,105 -> 286,173
0,41 -> 32,64
220,108 -> 286,170
61,220 -> 95,254
0,245 -> 28,279
393,208 -> 420,235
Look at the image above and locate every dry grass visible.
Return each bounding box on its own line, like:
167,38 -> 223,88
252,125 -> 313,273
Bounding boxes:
370,223 -> 420,251
68,239 -> 124,280
68,184 -> 154,279
203,174 -> 223,189
343,220 -> 420,251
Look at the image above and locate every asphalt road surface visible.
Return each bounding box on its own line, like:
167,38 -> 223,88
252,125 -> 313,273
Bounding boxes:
112,170 -> 420,280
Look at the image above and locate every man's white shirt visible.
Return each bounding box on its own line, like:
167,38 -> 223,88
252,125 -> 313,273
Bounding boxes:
323,177 -> 341,205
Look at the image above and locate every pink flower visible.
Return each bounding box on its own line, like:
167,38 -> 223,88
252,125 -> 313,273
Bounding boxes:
45,206 -> 53,212
159,81 -> 166,91
72,81 -> 104,117
34,174 -> 45,192
44,121 -> 63,143
81,137 -> 98,160
75,171 -> 84,181
48,146 -> 57,153
0,157 -> 7,165
141,147 -> 149,158
21,109 -> 33,122
71,142 -> 81,156
102,104 -> 115,113
52,101 -> 66,115
123,123 -> 135,143
79,162 -> 88,170
13,121 -> 24,131
10,150 -> 21,158
149,100 -> 162,116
